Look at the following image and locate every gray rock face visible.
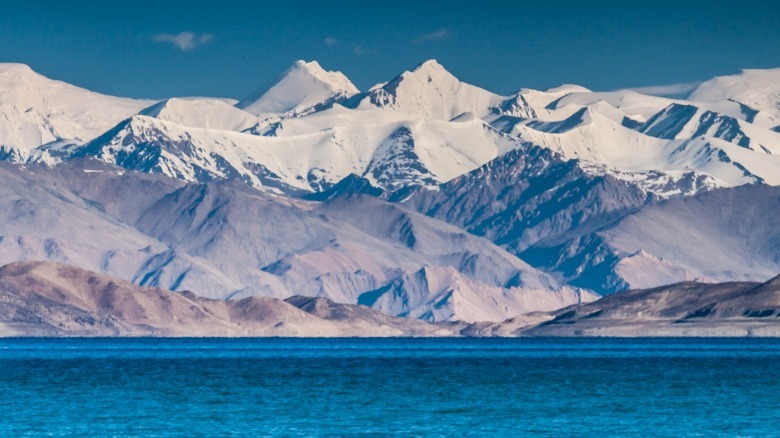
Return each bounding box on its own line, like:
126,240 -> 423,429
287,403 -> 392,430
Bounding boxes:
403,145 -> 651,254
399,145 -> 654,293
0,261 -> 451,337
398,145 -> 780,295
639,104 -> 699,139
363,127 -> 438,191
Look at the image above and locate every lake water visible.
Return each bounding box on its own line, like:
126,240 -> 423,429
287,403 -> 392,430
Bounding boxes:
1,338 -> 779,436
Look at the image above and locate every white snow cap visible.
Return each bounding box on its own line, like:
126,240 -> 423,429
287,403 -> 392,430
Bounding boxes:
358,59 -> 504,120
688,67 -> 780,118
236,60 -> 359,116
0,63 -> 152,156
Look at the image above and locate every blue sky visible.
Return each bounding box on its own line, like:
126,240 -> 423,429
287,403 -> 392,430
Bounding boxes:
1,0 -> 779,99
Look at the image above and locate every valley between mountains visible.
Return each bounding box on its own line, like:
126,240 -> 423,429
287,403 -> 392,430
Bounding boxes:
0,59 -> 778,334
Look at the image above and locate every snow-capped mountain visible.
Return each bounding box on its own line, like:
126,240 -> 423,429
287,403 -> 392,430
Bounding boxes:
508,103 -> 780,188
0,60 -> 774,198
74,101 -> 525,193
345,59 -> 505,120
0,60 -> 779,320
236,60 -> 359,117
490,87 -> 780,189
0,63 -> 153,161
48,60 -> 780,198
688,67 -> 780,124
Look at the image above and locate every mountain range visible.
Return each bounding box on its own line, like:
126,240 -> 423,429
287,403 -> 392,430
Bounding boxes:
0,59 -> 778,329
3,260 -> 778,337
464,274 -> 780,337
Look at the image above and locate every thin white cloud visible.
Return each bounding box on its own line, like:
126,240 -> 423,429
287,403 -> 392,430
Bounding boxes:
154,32 -> 213,51
412,28 -> 452,44
324,37 -> 338,47
352,45 -> 373,55
628,81 -> 701,97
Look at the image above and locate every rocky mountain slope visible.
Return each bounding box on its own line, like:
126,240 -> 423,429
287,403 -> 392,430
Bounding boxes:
0,160 -> 593,322
0,261 -> 452,336
513,275 -> 780,337
4,261 -> 779,337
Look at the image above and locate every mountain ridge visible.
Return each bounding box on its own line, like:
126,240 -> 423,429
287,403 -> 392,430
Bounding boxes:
0,60 -> 779,325
0,260 -> 451,336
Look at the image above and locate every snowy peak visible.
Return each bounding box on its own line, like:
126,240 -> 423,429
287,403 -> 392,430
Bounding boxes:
353,59 -> 504,120
494,94 -> 538,119
689,67 -> 780,119
0,63 -> 152,117
0,63 -> 51,92
4,60 -> 780,198
404,59 -> 459,83
236,60 -> 359,116
0,62 -> 37,80
376,59 -> 459,90
0,63 -> 153,155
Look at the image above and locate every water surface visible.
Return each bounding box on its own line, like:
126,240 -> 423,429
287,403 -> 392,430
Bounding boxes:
1,338 -> 778,436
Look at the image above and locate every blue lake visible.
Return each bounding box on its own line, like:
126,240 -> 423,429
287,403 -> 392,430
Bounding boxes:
1,338 -> 779,436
